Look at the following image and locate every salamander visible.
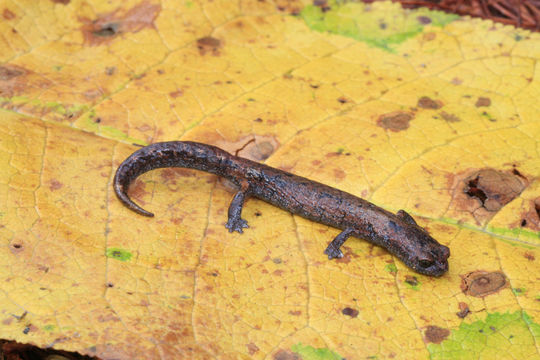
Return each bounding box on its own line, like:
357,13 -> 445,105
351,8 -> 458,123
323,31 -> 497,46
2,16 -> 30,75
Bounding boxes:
113,141 -> 450,276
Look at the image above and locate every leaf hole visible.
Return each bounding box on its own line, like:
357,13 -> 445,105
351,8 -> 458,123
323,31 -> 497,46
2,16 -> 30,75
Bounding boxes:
93,23 -> 119,37
465,176 -> 487,205
512,168 -> 526,179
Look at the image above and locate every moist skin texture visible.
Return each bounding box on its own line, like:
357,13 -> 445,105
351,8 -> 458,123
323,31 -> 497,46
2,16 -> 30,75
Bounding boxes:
114,141 -> 450,276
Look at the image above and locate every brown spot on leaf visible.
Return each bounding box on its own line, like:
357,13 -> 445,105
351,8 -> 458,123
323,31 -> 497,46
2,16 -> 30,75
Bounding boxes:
523,252 -> 535,261
418,96 -> 443,109
325,151 -> 342,158
0,65 -> 41,100
274,349 -> 300,360
424,326 -> 450,344
251,141 -> 275,161
273,269 -> 284,276
51,0 -> 70,3
449,168 -> 529,225
0,65 -> 25,81
335,245 -> 359,263
440,111 -> 461,122
337,96 -> 348,104
333,168 -> 346,181
169,89 -> 183,98
288,310 -> 301,316
49,179 -> 63,191
451,77 -> 463,85
417,15 -> 432,24
218,136 -> 279,162
159,168 -> 185,183
80,1 -> 161,46
246,343 -> 259,355
377,111 -> 413,132
197,36 -> 221,55
130,178 -> 152,205
456,302 -> 470,318
461,270 -> 508,297
423,32 -> 436,41
3,8 -> 15,19
275,0 -> 303,15
475,97 -> 491,107
515,197 -> 540,231
342,307 -> 359,318
314,0 -> 331,11
464,169 -> 527,212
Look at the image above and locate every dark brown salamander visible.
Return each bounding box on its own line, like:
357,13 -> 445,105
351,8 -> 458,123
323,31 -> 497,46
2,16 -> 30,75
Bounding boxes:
114,141 -> 450,276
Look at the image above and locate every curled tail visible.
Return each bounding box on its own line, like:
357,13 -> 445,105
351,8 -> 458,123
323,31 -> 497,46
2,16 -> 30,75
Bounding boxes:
113,141 -> 234,217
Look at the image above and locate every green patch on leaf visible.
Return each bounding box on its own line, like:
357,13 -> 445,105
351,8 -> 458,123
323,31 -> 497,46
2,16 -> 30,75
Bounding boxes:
436,217 -> 538,248
384,263 -> 397,273
291,343 -> 343,360
485,225 -> 539,245
480,111 -> 494,119
300,0 -> 458,52
512,287 -> 526,296
43,324 -> 55,332
0,96 -> 88,118
428,311 -> 540,359
106,248 -> 133,262
78,114 -> 147,145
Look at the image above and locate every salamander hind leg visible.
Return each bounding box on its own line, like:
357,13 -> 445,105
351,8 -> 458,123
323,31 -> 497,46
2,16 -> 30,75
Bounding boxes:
324,228 -> 355,259
225,188 -> 250,233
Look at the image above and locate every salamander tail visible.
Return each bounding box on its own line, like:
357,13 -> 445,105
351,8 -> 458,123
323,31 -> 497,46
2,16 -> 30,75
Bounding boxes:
113,146 -> 157,217
113,178 -> 155,217
113,141 -> 232,217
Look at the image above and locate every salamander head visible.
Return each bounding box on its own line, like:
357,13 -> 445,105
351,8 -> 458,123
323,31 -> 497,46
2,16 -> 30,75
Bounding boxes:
387,210 -> 450,277
402,227 -> 449,277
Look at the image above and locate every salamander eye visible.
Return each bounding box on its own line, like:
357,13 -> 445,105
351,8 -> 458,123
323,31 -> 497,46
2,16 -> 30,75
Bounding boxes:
418,259 -> 434,269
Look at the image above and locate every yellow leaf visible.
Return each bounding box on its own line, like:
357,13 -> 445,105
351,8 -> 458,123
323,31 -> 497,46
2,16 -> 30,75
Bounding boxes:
0,0 -> 538,359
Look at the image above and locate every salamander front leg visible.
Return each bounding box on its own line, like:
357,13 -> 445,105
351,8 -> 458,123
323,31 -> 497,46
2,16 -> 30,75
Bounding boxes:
324,228 -> 355,259
225,188 -> 249,233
